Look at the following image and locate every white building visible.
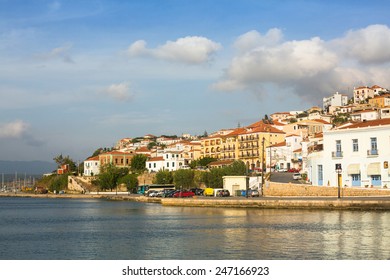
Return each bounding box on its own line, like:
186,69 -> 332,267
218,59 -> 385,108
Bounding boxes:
267,134 -> 303,171
350,110 -> 379,122
83,156 -> 100,176
354,85 -> 388,103
308,119 -> 390,188
323,92 -> 349,112
146,156 -> 165,172
145,151 -> 188,172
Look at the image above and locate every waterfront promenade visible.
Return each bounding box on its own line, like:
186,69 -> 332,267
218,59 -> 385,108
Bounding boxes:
2,192 -> 390,210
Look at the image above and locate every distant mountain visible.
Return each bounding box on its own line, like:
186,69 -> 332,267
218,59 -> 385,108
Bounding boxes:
0,160 -> 57,175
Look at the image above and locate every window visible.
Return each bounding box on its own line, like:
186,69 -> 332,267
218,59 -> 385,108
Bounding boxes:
336,140 -> 341,152
370,137 -> 377,151
352,139 -> 359,152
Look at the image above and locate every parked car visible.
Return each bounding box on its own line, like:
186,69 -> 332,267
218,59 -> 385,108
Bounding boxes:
147,190 -> 159,197
173,190 -> 195,198
203,188 -> 214,196
293,173 -> 302,180
190,188 -> 204,196
163,190 -> 179,197
288,168 -> 300,173
248,189 -> 260,197
216,189 -> 230,197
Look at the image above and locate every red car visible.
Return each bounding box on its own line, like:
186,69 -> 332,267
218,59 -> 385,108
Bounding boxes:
173,191 -> 195,198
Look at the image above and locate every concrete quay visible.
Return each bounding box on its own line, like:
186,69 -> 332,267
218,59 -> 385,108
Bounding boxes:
2,192 -> 390,210
161,196 -> 390,210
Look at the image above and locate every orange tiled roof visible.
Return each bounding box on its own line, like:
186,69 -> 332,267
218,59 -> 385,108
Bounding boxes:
147,156 -> 164,162
85,156 -> 99,161
338,118 -> 390,129
268,141 -> 286,148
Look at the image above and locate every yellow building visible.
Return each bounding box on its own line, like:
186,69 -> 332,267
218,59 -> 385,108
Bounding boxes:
235,121 -> 285,170
200,121 -> 285,171
368,94 -> 390,108
200,135 -> 223,159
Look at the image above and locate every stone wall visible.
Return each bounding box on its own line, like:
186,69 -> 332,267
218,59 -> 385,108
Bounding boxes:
137,173 -> 156,185
264,182 -> 390,197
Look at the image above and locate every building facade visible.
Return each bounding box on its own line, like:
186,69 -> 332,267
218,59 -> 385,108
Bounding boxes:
83,156 -> 100,176
308,119 -> 390,188
323,92 -> 349,112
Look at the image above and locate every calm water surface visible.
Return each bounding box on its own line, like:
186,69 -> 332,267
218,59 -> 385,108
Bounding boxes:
0,197 -> 389,260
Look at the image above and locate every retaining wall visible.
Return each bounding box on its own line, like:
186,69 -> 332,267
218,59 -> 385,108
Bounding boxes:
264,182 -> 390,197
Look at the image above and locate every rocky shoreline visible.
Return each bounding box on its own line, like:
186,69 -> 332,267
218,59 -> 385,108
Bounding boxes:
2,192 -> 390,210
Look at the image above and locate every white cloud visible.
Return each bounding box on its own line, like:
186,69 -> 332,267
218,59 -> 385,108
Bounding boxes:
334,24 -> 390,64
103,82 -> 134,101
127,36 -> 221,64
0,120 -> 29,138
234,28 -> 283,53
213,25 -> 390,101
36,43 -> 74,63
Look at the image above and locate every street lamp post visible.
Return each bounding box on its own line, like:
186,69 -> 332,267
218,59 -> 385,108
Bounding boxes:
335,164 -> 342,199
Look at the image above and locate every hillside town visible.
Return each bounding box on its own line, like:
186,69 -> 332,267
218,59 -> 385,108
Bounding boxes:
83,85 -> 390,190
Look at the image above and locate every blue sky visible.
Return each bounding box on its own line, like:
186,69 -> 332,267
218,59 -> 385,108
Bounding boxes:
1,0 -> 390,162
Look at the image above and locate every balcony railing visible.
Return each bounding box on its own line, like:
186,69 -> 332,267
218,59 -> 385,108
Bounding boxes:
367,149 -> 379,156
331,151 -> 343,158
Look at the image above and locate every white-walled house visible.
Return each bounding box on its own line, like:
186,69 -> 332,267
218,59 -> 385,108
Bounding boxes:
323,92 -> 349,112
307,119 -> 390,188
146,156 -> 165,172
83,156 -> 100,176
267,134 -> 303,171
145,151 -> 188,172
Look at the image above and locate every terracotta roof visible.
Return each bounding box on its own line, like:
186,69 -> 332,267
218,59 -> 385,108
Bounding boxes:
99,151 -> 133,156
337,118 -> 390,129
312,119 -> 331,125
85,156 -> 99,161
268,141 -> 286,148
272,120 -> 286,126
136,147 -> 151,153
293,148 -> 302,153
208,160 -> 234,166
147,156 -> 164,162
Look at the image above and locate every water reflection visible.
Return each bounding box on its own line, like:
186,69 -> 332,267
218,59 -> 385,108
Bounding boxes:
0,197 -> 389,260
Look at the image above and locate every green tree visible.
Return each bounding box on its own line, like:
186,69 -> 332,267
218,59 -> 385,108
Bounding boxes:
225,160 -> 247,175
96,164 -> 127,191
118,174 -> 139,193
53,154 -> 77,172
173,169 -> 195,189
130,154 -> 148,173
147,142 -> 157,150
154,169 -> 173,185
202,168 -> 226,188
190,156 -> 217,168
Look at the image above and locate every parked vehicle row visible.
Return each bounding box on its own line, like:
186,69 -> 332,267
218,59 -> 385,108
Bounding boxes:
145,187 -> 261,198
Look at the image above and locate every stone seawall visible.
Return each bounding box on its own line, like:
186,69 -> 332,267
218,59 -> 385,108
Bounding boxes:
161,197 -> 390,210
264,182 -> 390,197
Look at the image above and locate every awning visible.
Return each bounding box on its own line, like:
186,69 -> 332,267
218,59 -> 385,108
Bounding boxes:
347,164 -> 360,175
367,162 -> 381,175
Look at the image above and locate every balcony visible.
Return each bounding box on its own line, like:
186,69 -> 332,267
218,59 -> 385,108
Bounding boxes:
331,151 -> 343,158
367,149 -> 379,157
